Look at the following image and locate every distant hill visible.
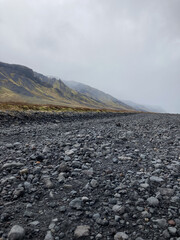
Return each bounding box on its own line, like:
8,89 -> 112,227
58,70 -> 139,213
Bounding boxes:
64,80 -> 132,110
123,100 -> 165,113
0,61 -> 132,111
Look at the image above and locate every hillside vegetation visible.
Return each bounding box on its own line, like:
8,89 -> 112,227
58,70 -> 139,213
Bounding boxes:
0,62 -> 133,111
64,80 -> 131,110
0,101 -> 134,113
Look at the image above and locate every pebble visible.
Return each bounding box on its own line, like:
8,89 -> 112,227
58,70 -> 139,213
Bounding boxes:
2,162 -> 24,169
158,188 -> 175,196
29,221 -> 40,226
74,225 -> 90,238
19,168 -> 28,175
90,179 -> 98,188
112,205 -> 125,214
96,233 -> 103,239
114,232 -> 128,240
147,197 -> 159,206
1,112 -> 180,240
149,176 -> 164,183
42,176 -> 54,189
8,225 -> 25,240
168,227 -> 177,235
155,218 -> 167,228
44,231 -> 54,240
69,198 -> 82,210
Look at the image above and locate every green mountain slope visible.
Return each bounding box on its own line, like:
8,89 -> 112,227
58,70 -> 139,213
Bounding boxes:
64,80 -> 132,110
0,61 -> 132,110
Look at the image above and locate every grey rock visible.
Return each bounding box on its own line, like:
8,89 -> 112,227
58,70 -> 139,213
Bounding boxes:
96,218 -> 109,226
171,196 -> 179,203
58,162 -> 69,172
42,176 -> 54,189
90,179 -> 98,188
140,183 -> 149,188
24,181 -> 32,191
65,149 -> 75,156
175,218 -> 180,227
155,218 -> 167,228
2,162 -> 23,169
114,232 -> 128,240
24,210 -> 33,217
43,146 -> 50,153
150,176 -> 164,183
58,173 -> 65,183
141,211 -> 151,218
29,221 -> 40,226
44,231 -> 54,240
6,143 -> 13,148
158,188 -> 175,196
13,187 -> 24,199
74,225 -> 90,238
69,198 -> 82,210
118,156 -> 132,161
162,229 -> 170,239
8,225 -> 25,240
93,213 -> 100,220
168,227 -> 177,235
113,158 -> 118,163
112,205 -> 125,214
96,233 -> 103,239
115,215 -> 121,222
147,197 -> 159,206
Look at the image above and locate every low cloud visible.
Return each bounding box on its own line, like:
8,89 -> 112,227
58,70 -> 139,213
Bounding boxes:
0,0 -> 180,113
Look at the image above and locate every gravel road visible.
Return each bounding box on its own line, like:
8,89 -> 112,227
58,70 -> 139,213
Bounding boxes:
0,112 -> 180,240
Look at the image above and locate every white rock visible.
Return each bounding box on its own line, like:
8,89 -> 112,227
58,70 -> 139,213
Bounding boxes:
44,231 -> 54,240
147,197 -> 159,206
2,161 -> 23,169
43,146 -> 50,153
8,225 -> 25,240
114,232 -> 128,240
118,156 -> 132,161
65,149 -> 75,156
168,227 -> 177,235
58,172 -> 65,182
150,176 -> 164,183
74,225 -> 90,238
140,183 -> 149,189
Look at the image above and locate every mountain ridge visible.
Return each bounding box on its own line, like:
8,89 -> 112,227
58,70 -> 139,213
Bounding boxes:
0,61 -> 133,111
64,80 -> 132,110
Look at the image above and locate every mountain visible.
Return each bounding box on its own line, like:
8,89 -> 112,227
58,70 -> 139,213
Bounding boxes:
0,61 -> 132,110
123,100 -> 166,113
64,80 -> 132,110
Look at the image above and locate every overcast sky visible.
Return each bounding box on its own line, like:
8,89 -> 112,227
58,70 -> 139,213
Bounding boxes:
0,0 -> 180,113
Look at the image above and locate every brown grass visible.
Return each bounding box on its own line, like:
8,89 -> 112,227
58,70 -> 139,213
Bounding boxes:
0,101 -> 137,113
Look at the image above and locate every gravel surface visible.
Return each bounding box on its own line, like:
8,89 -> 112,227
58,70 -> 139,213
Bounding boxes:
0,112 -> 180,240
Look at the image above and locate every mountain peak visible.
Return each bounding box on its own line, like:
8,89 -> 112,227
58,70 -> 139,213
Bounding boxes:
0,62 -> 34,79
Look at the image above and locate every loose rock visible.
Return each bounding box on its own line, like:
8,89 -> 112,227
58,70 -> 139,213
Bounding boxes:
8,225 -> 25,240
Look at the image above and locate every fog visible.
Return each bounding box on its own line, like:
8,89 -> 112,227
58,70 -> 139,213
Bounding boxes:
0,0 -> 180,113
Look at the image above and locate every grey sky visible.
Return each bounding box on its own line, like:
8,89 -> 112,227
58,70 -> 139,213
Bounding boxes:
0,0 -> 180,113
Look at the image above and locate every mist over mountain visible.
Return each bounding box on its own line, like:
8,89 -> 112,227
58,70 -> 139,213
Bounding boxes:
122,100 -> 166,113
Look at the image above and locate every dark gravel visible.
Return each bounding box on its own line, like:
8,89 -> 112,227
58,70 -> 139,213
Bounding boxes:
0,111 -> 180,240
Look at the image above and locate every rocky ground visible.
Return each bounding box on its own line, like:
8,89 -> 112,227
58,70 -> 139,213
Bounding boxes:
0,111 -> 180,240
